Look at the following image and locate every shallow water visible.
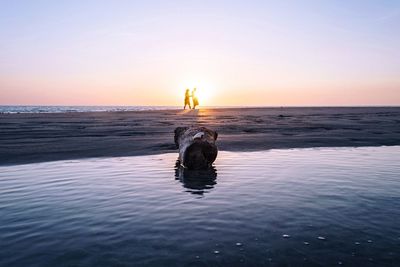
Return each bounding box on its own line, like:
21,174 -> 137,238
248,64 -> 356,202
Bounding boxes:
0,147 -> 399,267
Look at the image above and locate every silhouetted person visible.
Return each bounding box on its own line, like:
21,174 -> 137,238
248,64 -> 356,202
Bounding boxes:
192,88 -> 199,109
184,89 -> 191,110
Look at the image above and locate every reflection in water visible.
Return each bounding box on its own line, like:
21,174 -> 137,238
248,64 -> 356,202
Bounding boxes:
174,160 -> 217,195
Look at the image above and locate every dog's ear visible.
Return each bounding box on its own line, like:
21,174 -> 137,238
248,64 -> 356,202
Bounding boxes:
174,127 -> 188,148
214,131 -> 218,141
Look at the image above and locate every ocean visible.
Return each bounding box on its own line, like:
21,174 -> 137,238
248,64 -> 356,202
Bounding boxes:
0,105 -> 181,113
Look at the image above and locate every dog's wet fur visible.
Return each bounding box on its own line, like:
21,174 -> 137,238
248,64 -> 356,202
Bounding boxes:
174,126 -> 218,169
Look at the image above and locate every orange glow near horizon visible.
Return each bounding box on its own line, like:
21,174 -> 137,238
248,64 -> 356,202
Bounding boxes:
1,81 -> 399,107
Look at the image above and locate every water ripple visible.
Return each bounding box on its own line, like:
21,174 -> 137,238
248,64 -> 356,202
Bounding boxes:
0,146 -> 399,266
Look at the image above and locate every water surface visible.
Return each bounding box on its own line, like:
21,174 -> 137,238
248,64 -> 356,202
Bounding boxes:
0,105 -> 179,113
1,147 -> 399,266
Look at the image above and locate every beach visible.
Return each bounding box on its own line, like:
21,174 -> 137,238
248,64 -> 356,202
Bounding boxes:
1,107 -> 399,165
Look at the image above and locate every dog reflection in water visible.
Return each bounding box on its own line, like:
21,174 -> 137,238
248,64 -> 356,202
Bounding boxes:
174,161 -> 217,195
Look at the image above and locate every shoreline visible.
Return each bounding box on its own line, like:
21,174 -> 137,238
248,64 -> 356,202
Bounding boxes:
1,107 -> 399,166
2,145 -> 399,167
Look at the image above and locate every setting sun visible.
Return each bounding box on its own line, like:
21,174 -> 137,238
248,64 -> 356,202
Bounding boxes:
179,80 -> 216,107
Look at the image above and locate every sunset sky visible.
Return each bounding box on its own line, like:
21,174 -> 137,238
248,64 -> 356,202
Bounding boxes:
1,0 -> 399,106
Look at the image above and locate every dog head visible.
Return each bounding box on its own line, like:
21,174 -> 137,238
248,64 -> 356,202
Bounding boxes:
174,126 -> 218,169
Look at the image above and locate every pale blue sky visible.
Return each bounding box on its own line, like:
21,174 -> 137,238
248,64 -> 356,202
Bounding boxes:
1,0 -> 399,105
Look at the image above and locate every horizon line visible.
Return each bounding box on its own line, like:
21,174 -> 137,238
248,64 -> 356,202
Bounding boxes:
1,104 -> 399,108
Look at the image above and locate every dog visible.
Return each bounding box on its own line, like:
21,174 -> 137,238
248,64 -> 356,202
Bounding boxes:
174,126 -> 218,169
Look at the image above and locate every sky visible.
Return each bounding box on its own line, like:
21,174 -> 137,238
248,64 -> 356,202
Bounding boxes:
0,0 -> 399,106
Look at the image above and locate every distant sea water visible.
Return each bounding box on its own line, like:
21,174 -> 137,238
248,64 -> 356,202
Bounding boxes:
0,105 -> 183,114
1,105 -> 397,114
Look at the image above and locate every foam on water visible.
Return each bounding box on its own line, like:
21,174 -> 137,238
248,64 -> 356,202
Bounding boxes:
0,146 -> 399,266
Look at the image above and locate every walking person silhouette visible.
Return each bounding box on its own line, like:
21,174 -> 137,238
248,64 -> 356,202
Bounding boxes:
192,88 -> 199,109
183,89 -> 191,110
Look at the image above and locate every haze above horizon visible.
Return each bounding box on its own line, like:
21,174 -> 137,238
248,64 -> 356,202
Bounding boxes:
1,1 -> 399,106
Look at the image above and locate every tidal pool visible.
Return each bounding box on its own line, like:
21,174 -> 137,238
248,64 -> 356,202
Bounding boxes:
0,146 -> 399,266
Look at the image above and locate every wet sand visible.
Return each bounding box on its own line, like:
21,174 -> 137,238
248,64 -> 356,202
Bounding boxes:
1,107 -> 399,165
